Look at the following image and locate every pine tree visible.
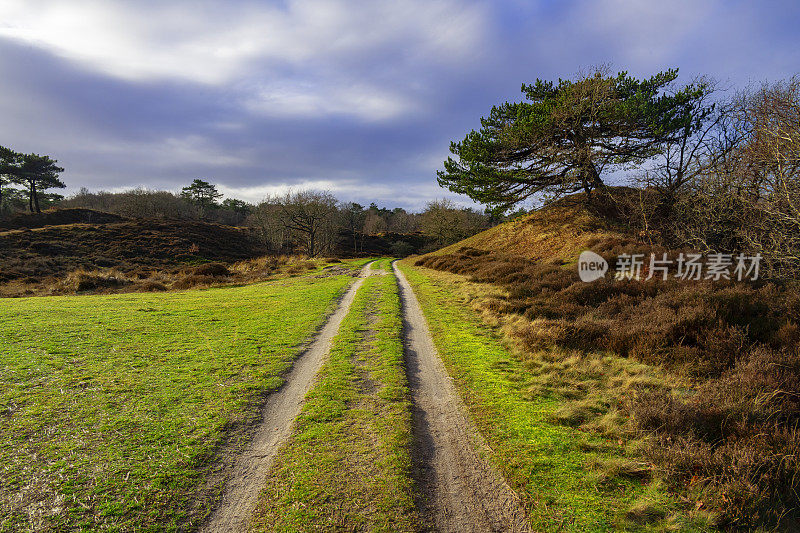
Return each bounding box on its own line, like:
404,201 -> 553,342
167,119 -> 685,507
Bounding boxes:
437,68 -> 711,211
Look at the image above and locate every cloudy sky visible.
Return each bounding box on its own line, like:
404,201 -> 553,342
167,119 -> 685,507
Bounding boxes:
1,0 -> 798,209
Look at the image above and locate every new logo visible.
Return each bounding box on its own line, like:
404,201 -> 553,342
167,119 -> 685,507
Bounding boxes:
578,250 -> 608,282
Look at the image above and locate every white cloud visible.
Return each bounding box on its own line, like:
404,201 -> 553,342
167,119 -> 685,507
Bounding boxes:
245,81 -> 416,121
218,180 -> 354,203
79,135 -> 251,169
0,0 -> 487,85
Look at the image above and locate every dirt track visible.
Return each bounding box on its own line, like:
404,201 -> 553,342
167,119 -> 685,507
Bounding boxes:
200,262 -> 530,532
199,263 -> 373,533
393,262 -> 532,533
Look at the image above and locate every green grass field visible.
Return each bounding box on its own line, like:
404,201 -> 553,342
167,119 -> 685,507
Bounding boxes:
0,261 -> 369,532
250,259 -> 419,532
1,254 -> 722,531
398,262 -> 710,532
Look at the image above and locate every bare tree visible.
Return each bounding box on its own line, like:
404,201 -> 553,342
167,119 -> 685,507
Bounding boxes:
273,190 -> 339,257
670,77 -> 800,277
362,211 -> 387,234
735,77 -> 800,275
339,202 -> 366,253
641,79 -> 745,207
247,201 -> 290,251
420,199 -> 488,246
63,188 -> 202,219
387,208 -> 419,233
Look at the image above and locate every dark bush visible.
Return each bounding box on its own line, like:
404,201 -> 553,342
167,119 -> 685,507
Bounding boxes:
192,262 -> 230,276
172,275 -> 217,290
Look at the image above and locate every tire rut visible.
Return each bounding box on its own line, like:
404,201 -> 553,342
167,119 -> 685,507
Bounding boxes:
199,263 -> 374,533
393,262 -> 532,533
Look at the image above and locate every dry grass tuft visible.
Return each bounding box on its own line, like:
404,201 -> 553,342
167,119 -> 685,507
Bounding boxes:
624,500 -> 667,525
192,262 -> 230,276
56,268 -> 132,293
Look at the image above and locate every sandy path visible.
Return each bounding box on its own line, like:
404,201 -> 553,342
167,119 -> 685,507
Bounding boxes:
393,263 -> 532,533
199,263 -> 374,533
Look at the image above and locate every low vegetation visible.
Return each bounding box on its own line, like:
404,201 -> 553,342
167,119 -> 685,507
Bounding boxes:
0,265 -> 367,532
250,259 -> 419,532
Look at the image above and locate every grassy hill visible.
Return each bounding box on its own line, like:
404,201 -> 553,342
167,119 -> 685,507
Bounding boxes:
0,209 -> 271,297
429,194 -> 636,264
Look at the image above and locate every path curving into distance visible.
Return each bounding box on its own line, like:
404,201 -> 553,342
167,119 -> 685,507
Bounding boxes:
393,262 -> 532,533
200,262 -> 375,533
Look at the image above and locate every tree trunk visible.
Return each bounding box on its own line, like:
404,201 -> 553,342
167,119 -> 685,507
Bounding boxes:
32,181 -> 41,213
575,141 -> 605,201
308,228 -> 315,257
586,161 -> 605,191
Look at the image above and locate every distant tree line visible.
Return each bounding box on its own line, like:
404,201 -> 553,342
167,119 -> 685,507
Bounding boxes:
58,179 -> 504,257
59,179 -> 254,226
439,67 -> 800,278
236,190 -> 507,257
0,146 -> 65,214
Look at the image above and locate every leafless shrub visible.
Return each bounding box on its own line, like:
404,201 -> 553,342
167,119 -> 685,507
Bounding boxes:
639,78 -> 800,279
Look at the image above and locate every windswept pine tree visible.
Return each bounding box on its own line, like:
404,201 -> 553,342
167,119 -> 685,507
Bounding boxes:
438,68 -> 712,211
181,178 -> 223,208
